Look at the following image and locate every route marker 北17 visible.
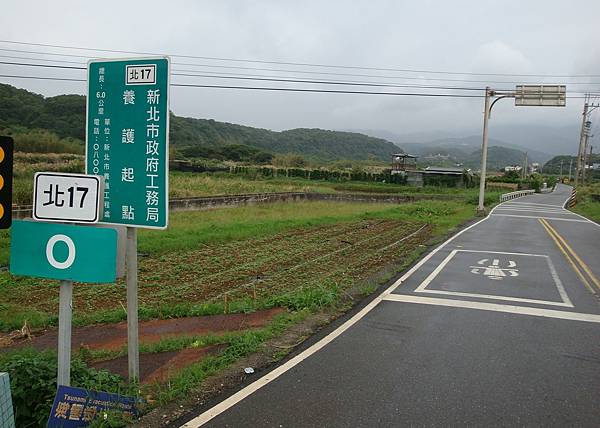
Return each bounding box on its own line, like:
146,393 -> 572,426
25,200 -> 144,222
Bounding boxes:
33,172 -> 103,223
86,57 -> 170,229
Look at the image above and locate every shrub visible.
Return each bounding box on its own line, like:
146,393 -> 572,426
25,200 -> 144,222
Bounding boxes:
0,349 -> 124,428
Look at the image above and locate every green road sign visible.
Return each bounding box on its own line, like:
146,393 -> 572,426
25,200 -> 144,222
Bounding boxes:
86,57 -> 170,229
10,220 -> 117,283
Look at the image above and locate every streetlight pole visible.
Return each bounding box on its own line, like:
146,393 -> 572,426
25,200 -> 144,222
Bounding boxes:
477,87 -> 491,212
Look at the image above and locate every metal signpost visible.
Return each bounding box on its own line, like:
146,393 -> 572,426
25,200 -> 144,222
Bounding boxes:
477,85 -> 566,212
86,57 -> 170,382
10,220 -> 117,387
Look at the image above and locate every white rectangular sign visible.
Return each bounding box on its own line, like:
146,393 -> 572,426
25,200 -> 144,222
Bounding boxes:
515,85 -> 566,107
33,172 -> 103,223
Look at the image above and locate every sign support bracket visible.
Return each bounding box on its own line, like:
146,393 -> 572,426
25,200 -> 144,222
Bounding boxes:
126,227 -> 139,383
57,279 -> 73,387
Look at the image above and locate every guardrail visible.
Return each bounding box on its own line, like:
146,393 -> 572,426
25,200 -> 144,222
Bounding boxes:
499,189 -> 535,202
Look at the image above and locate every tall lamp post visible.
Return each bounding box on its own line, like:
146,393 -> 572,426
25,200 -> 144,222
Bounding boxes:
477,85 -> 566,212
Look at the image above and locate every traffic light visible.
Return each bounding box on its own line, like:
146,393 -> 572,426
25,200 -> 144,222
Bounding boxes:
0,136 -> 13,229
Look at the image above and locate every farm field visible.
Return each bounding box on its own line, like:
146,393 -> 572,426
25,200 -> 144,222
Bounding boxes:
0,200 -> 474,330
0,198 -> 478,425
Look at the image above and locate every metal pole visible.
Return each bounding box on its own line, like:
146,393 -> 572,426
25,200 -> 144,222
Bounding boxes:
477,87 -> 491,212
569,158 -> 573,181
583,141 -> 592,185
559,160 -> 563,177
575,101 -> 588,187
126,227 -> 139,383
57,280 -> 73,387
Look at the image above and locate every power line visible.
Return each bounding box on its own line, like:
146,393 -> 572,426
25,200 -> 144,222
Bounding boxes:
1,39 -> 598,79
0,54 -> 486,90
2,60 -> 600,95
0,60 -> 483,92
1,47 -> 598,85
0,74 -> 85,82
0,73 -> 479,97
0,73 -> 592,98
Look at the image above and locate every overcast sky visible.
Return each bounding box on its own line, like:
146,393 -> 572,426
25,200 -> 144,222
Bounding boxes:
1,0 -> 599,142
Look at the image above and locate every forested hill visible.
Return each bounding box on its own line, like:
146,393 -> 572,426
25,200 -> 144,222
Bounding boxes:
0,83 -> 85,140
171,115 -> 399,161
0,83 -> 400,162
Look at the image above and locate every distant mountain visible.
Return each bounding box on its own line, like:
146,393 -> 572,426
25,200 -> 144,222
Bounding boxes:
1,82 -> 401,163
353,124 -> 580,157
405,136 -> 552,164
463,146 -> 529,171
171,116 -> 401,162
396,139 -> 543,171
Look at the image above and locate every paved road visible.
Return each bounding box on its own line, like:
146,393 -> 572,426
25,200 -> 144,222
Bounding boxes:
180,184 -> 600,427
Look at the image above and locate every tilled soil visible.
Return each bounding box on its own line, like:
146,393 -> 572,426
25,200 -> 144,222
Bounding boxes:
2,219 -> 430,317
2,308 -> 285,351
91,345 -> 227,384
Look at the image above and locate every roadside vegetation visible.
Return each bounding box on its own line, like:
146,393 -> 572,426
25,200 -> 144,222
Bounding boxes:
571,183 -> 600,223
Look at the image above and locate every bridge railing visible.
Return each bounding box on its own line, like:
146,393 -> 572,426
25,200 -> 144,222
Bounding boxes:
499,189 -> 535,202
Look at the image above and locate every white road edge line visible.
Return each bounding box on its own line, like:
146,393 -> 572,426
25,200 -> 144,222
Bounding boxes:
382,294 -> 600,323
180,205 -> 495,427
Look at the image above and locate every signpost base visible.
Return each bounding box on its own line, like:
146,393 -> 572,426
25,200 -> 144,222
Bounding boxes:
57,280 -> 73,387
126,227 -> 139,383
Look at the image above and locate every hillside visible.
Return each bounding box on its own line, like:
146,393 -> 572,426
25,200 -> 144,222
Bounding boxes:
171,115 -> 400,161
402,136 -> 551,164
0,83 -> 400,162
400,140 -> 533,171
0,83 -> 85,140
543,154 -> 600,174
463,146 -> 529,171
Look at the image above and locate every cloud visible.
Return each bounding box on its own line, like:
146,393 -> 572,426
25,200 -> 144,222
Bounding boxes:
470,41 -> 533,75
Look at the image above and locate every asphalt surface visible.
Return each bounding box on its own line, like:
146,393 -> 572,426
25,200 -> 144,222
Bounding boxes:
181,184 -> 600,427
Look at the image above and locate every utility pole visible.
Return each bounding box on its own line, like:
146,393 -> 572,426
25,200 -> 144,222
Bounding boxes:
568,158 -> 573,181
576,95 -> 599,186
559,159 -> 563,177
522,152 -> 528,180
575,100 -> 588,187
583,145 -> 593,185
582,129 -> 590,185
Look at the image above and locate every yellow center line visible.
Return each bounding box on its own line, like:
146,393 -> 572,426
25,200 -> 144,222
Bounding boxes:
541,218 -> 600,292
538,219 -> 596,294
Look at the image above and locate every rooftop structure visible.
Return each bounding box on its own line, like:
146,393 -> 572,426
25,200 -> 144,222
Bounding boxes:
391,153 -> 418,173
